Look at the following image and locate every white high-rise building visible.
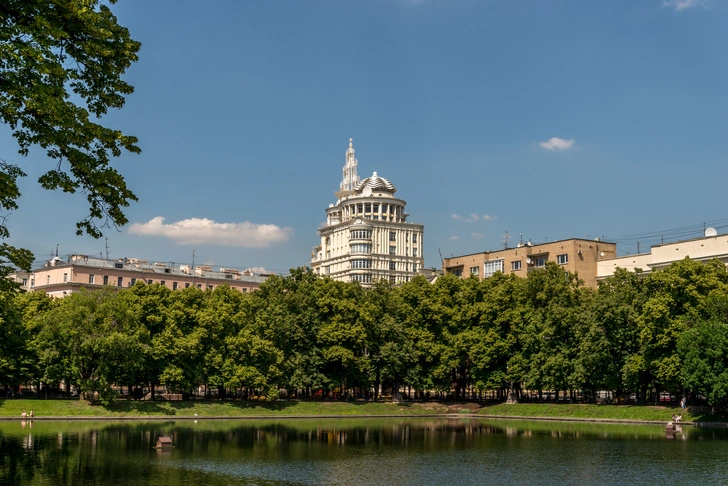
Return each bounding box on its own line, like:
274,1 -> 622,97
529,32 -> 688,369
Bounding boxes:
311,139 -> 425,286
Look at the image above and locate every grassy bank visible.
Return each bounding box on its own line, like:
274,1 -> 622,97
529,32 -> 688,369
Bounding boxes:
0,399 -> 448,418
0,399 -> 723,423
476,402 -> 725,423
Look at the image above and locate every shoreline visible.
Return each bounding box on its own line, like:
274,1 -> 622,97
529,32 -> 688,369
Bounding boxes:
1,413 -> 725,428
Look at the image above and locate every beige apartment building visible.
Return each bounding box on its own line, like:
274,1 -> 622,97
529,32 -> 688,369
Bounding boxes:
443,238 -> 617,288
597,229 -> 728,279
21,255 -> 268,298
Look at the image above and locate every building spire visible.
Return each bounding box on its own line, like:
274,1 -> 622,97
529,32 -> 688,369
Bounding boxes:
339,137 -> 360,194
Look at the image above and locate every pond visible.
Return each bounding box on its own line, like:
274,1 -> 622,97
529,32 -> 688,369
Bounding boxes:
1,417 -> 726,485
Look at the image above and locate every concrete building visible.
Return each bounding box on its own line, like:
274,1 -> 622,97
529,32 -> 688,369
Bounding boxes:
22,255 -> 268,298
443,238 -> 617,288
310,139 -> 425,287
597,229 -> 728,279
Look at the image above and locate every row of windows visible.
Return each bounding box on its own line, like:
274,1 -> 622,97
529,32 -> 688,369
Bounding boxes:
389,231 -> 418,243
351,259 -> 372,269
467,253 -> 570,278
351,243 -> 372,254
351,274 -> 372,284
350,274 -> 414,285
350,230 -> 372,240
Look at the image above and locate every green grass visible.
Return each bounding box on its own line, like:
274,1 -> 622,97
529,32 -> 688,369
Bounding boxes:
1,399 -> 725,423
476,402 -> 727,423
0,399 -> 447,418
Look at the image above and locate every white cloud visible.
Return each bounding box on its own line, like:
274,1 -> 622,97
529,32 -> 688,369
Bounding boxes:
483,214 -> 498,221
129,216 -> 292,248
471,232 -> 485,240
663,0 -> 706,11
540,137 -> 575,151
469,213 -> 480,221
451,214 -> 463,220
448,235 -> 460,240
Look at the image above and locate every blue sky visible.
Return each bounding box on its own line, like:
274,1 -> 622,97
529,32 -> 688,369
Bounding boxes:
3,0 -> 727,273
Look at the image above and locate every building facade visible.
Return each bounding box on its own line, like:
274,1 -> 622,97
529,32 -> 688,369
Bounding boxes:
597,230 -> 728,280
21,255 -> 268,298
443,238 -> 617,288
310,139 -> 425,287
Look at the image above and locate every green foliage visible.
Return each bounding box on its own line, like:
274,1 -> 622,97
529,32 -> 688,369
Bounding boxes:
2,257 -> 728,406
0,0 -> 141,238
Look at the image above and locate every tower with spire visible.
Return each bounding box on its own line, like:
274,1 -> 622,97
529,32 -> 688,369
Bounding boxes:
336,138 -> 360,198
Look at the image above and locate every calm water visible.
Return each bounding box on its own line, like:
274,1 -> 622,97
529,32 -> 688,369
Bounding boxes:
1,417 -> 727,485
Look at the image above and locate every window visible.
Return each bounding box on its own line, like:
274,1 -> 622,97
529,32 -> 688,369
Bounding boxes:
389,246 -> 396,255
351,260 -> 371,269
103,275 -> 109,285
242,288 -> 248,293
389,261 -> 396,270
131,278 -> 136,286
484,260 -> 504,278
88,275 -> 95,284
147,279 -> 153,285
412,234 -> 417,243
47,276 -> 50,285
63,273 -> 68,283
30,278 -> 34,288
382,204 -> 388,214
557,254 -> 568,265
412,263 -> 418,272
22,278 -> 27,287
390,275 -> 396,285
365,203 -> 371,213
185,283 -> 190,288
351,243 -> 372,254
117,277 -> 123,287
208,285 -> 213,290
351,273 -> 372,284
197,283 -> 202,289
373,203 -> 379,213
470,266 -> 479,276
452,269 -> 462,277
172,282 -> 178,290
413,249 -> 418,257
511,260 -> 522,271
535,256 -> 546,268
326,266 -> 331,274
160,280 -> 165,286
389,231 -> 396,241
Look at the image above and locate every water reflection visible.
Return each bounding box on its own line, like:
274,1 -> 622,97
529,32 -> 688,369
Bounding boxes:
1,418 -> 727,485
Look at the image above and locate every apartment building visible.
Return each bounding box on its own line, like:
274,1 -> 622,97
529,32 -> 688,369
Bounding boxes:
443,238 -> 617,288
597,228 -> 728,279
22,255 -> 268,298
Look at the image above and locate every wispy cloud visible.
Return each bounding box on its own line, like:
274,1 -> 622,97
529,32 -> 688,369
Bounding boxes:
540,137 -> 575,151
129,216 -> 292,248
471,233 -> 485,240
448,235 -> 460,240
453,212 -> 498,223
662,0 -> 706,11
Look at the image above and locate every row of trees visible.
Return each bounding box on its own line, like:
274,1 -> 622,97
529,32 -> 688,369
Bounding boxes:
2,259 -> 728,406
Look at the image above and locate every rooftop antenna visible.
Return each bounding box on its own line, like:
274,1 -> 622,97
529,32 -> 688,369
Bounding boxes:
503,231 -> 510,249
438,248 -> 444,267
55,244 -> 59,257
105,238 -> 110,260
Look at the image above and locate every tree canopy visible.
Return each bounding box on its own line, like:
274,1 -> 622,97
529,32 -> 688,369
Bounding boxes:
0,0 -> 141,276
